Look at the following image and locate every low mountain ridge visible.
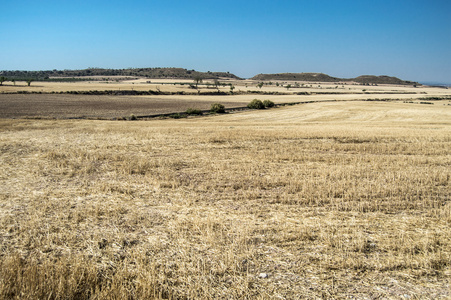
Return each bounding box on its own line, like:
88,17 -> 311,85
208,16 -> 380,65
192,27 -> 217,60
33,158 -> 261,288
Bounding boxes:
251,73 -> 340,82
0,68 -> 242,81
251,72 -> 419,85
352,75 -> 418,85
1,68 -> 419,85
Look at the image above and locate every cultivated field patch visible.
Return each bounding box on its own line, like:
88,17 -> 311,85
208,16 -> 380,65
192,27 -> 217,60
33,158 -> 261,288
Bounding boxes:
0,94 -> 248,119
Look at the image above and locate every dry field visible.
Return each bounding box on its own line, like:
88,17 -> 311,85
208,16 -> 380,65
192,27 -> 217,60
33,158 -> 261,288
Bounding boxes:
0,94 -> 249,119
1,78 -> 449,96
1,79 -> 450,120
0,99 -> 450,299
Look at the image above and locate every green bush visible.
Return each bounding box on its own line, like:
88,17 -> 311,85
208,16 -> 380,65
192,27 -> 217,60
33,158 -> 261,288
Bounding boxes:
169,113 -> 186,119
186,108 -> 203,115
263,99 -> 275,108
210,103 -> 225,113
247,99 -> 265,109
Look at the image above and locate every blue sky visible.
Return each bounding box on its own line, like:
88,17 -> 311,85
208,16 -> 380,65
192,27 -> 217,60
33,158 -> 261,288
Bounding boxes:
2,0 -> 450,83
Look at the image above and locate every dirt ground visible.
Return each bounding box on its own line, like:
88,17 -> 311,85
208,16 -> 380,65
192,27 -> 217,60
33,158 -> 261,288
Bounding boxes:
0,94 -> 250,119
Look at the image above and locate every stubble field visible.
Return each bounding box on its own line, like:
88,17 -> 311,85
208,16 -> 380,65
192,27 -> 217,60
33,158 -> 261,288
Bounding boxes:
0,80 -> 450,299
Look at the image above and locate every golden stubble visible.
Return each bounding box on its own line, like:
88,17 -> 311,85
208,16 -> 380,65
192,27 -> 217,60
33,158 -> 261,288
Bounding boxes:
0,101 -> 450,299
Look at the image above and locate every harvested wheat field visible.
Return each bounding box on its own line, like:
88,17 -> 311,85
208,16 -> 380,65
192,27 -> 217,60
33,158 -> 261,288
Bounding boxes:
0,101 -> 450,299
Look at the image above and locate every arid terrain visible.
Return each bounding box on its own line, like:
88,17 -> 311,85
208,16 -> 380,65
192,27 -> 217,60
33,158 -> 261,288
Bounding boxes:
0,78 -> 450,299
1,77 -> 449,119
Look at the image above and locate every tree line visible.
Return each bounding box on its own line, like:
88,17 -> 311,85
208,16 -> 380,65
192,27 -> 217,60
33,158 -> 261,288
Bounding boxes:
0,76 -> 34,86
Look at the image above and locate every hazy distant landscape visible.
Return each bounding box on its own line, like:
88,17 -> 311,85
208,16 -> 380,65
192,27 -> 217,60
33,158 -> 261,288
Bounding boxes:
0,67 -> 422,84
1,67 -> 448,120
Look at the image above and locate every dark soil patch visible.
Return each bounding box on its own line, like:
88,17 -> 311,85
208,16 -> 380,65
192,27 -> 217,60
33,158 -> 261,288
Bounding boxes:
0,94 -> 247,119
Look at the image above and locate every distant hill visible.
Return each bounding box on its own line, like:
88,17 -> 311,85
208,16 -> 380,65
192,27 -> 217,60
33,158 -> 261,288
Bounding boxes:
0,68 -> 242,80
251,72 -> 419,85
251,73 -> 341,82
352,75 -> 418,85
0,68 -> 420,85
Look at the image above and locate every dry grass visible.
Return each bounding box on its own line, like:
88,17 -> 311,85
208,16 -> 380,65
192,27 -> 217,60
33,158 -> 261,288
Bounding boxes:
0,101 -> 450,299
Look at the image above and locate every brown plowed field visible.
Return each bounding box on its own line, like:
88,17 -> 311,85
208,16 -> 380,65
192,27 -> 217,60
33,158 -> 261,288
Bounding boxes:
0,94 -> 248,119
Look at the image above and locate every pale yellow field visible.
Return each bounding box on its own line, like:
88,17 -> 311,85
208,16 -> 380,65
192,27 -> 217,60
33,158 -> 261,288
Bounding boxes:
1,78 -> 449,103
0,100 -> 450,299
211,100 -> 451,124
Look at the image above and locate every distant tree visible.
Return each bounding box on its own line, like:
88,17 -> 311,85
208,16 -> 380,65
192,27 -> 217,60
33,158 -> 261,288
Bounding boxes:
229,84 -> 235,94
263,99 -> 275,108
193,75 -> 203,88
26,79 -> 34,86
286,84 -> 292,90
12,79 -> 16,86
0,76 -> 7,86
257,82 -> 264,89
213,79 -> 220,91
210,103 -> 225,113
247,99 -> 265,109
186,108 -> 203,115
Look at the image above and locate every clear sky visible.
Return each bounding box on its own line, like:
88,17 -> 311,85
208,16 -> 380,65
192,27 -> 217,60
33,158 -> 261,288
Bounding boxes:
2,0 -> 450,83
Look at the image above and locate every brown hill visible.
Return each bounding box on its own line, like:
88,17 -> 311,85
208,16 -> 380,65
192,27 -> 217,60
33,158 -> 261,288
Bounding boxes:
251,73 -> 340,82
0,68 -> 242,81
250,72 -> 419,85
352,75 -> 418,85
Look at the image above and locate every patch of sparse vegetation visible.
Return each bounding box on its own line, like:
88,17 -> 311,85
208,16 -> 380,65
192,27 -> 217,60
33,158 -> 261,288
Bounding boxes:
169,113 -> 186,119
210,103 -> 225,113
419,96 -> 451,100
247,99 -> 265,109
186,108 -> 203,115
263,99 -> 275,108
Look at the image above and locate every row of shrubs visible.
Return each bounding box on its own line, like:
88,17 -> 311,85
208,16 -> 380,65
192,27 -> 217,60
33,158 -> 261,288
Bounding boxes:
184,100 -> 276,116
168,104 -> 224,119
165,104 -> 226,119
125,100 -> 277,120
247,99 -> 275,109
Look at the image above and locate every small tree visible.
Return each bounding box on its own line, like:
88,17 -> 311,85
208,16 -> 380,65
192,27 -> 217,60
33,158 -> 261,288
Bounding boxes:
286,84 -> 292,90
26,79 -> 34,86
213,79 -> 220,91
0,76 -> 7,86
229,84 -> 235,94
257,82 -> 264,89
193,75 -> 203,89
247,99 -> 265,109
263,99 -> 275,108
210,103 -> 225,113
